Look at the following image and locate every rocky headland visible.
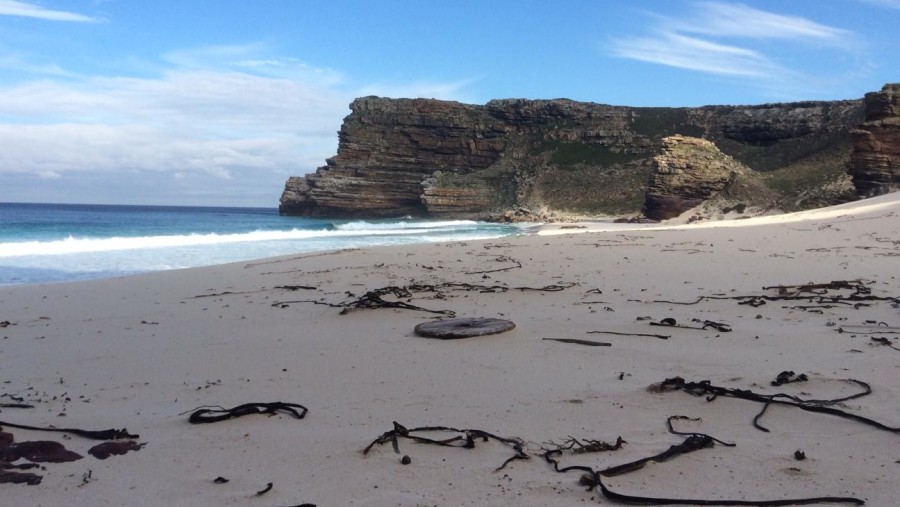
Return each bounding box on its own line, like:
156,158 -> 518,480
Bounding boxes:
280,83 -> 900,221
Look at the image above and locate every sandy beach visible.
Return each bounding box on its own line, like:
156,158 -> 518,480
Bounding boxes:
2,193 -> 898,506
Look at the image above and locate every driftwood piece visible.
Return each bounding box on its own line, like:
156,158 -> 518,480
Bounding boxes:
414,318 -> 515,339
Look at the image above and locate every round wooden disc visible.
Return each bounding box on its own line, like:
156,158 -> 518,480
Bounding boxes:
414,317 -> 516,339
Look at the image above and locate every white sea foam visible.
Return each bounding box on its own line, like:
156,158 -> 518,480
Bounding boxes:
0,211 -> 525,285
334,220 -> 478,231
0,222 -> 489,258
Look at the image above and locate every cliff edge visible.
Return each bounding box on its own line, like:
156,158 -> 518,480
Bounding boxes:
279,86 -> 900,220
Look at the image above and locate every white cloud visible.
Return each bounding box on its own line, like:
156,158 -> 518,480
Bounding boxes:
680,2 -> 850,42
0,42 -> 478,205
0,0 -> 101,22
37,170 -> 61,179
608,2 -> 859,95
0,59 -> 351,186
611,31 -> 785,79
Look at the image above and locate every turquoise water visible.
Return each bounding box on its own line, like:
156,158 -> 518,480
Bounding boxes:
0,203 -> 525,286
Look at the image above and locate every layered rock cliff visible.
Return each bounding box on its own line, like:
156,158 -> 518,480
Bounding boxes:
645,136 -> 754,220
280,88 -> 880,220
850,83 -> 900,196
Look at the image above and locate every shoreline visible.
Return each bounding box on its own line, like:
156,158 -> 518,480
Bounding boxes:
1,193 -> 898,505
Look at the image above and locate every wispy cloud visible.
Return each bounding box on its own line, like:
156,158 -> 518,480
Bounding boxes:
608,2 -> 860,97
613,30 -> 785,79
674,2 -> 849,41
0,0 -> 101,22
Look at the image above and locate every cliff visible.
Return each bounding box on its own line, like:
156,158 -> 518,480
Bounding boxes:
279,88 -> 886,220
645,135 -> 762,220
850,83 -> 900,196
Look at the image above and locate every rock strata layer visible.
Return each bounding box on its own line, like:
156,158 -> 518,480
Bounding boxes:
279,88 -> 885,219
850,84 -> 900,196
644,136 -> 750,220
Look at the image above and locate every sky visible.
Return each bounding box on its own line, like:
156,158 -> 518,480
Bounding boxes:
0,0 -> 897,208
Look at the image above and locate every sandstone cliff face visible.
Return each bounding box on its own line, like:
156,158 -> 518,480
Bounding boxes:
280,90 -> 870,219
279,97 -> 508,218
850,84 -> 900,196
644,136 -> 750,220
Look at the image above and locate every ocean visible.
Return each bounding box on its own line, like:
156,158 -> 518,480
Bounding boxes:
0,203 -> 526,286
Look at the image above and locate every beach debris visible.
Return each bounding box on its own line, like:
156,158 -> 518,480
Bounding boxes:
213,476 -> 229,483
652,376 -> 900,434
762,280 -> 869,296
653,279 -> 898,307
587,330 -> 670,340
794,450 -> 806,461
275,285 -> 317,291
649,318 -> 732,332
600,422 -> 733,478
271,282 -> 575,315
0,469 -> 42,485
185,402 -> 308,424
414,318 -> 516,339
464,255 -> 522,274
362,421 -> 529,472
541,436 -> 625,455
771,371 -> 808,386
340,286 -> 455,316
87,440 -> 146,460
256,482 -> 274,495
0,321 -> 10,328
542,338 -> 611,347
1,418 -> 142,486
543,416 -> 865,506
839,322 -> 900,335
870,337 -> 900,350
1,438 -> 82,463
361,417 -> 866,506
0,419 -> 138,440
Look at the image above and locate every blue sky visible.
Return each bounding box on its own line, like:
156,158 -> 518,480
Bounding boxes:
0,0 -> 897,207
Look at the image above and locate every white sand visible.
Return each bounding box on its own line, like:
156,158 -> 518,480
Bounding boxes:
1,193 -> 898,506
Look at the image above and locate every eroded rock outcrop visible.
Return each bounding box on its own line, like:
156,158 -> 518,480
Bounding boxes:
850,83 -> 900,196
279,97 -> 508,218
280,91 -> 871,219
644,136 -> 751,220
